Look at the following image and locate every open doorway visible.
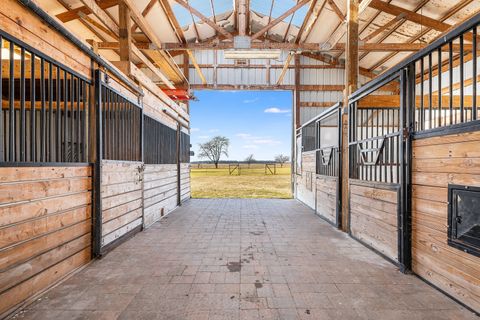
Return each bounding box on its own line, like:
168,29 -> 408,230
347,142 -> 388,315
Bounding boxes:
189,90 -> 293,198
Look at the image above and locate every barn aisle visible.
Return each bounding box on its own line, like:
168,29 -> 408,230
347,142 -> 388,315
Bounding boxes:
14,199 -> 475,320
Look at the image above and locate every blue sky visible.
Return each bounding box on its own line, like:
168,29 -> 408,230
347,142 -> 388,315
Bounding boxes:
189,90 -> 293,162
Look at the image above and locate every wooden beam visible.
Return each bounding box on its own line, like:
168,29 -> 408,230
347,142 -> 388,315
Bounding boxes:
327,0 -> 345,21
341,0 -> 359,232
56,0 -> 118,23
118,1 -> 132,74
369,0 -> 451,33
79,0 -> 119,35
130,0 -> 157,33
158,0 -> 187,43
122,0 -> 185,84
187,51 -> 207,85
161,41 -> 465,52
295,0 -> 320,43
265,0 -> 276,37
294,54 -> 301,128
251,0 -> 311,41
277,52 -> 294,85
301,52 -> 378,79
238,0 -> 247,36
361,13 -> 405,42
172,0 -> 233,40
190,84 -> 344,91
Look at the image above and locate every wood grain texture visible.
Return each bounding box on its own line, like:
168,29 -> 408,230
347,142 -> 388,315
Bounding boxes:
101,161 -> 143,247
316,175 -> 337,224
0,166 -> 92,316
349,181 -> 399,262
412,131 -> 480,312
143,164 -> 179,228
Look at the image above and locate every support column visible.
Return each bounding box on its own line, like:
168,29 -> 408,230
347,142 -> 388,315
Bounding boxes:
294,54 -> 301,129
118,1 -> 132,75
341,0 -> 358,231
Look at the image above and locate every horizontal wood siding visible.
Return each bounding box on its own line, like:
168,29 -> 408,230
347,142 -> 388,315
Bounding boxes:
143,164 -> 178,228
412,130 -> 480,313
180,163 -> 191,203
316,175 -> 337,224
296,152 -> 316,210
101,160 -> 143,248
0,166 -> 92,316
349,181 -> 399,262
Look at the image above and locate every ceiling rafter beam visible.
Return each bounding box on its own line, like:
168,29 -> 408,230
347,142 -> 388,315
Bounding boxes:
326,0 -> 345,21
130,0 -> 157,33
158,0 -> 186,43
277,52 -> 295,85
368,0 -> 475,71
295,0 -> 320,43
251,0 -> 311,41
361,13 -> 405,42
172,0 -> 234,40
56,0 -> 118,23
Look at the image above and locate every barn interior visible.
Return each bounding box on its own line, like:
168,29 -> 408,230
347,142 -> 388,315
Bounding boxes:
0,0 -> 480,318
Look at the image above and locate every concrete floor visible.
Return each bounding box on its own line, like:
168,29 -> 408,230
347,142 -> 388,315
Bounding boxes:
14,199 -> 477,320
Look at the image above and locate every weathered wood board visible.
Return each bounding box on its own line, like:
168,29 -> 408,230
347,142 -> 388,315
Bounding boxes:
143,164 -> 178,228
101,160 -> 143,248
316,175 -> 338,225
0,165 -> 92,316
412,130 -> 480,313
349,180 -> 399,262
296,151 -> 316,209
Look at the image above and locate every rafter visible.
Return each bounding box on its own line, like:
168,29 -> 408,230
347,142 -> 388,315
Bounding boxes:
265,0 -> 276,38
277,52 -> 295,85
326,0 -> 345,21
130,0 -> 157,33
209,0 -> 217,36
187,51 -> 206,85
295,0 -> 320,43
173,0 -> 233,40
368,0 -> 475,72
251,0 -> 311,41
56,0 -> 118,23
158,0 -> 186,43
361,13 -> 405,42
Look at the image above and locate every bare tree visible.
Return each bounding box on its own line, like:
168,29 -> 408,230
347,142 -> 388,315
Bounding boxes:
198,136 -> 229,169
245,154 -> 255,168
274,154 -> 290,167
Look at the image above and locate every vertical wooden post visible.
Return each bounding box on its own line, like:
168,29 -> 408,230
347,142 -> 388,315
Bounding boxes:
183,52 -> 190,113
341,0 -> 358,231
118,1 -> 132,75
294,54 -> 301,129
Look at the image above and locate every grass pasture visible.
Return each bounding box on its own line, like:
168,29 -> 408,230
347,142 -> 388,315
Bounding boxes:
190,163 -> 292,198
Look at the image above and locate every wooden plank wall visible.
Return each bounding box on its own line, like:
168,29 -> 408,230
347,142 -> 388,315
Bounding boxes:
412,130 -> 480,312
349,181 -> 399,262
180,163 -> 191,203
316,175 -> 338,224
143,164 -> 178,228
296,151 -> 316,209
0,166 -> 92,316
101,160 -> 143,249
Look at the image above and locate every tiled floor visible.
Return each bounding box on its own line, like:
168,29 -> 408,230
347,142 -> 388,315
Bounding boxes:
14,199 -> 477,320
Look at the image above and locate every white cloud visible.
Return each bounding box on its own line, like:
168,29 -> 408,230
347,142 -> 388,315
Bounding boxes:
209,129 -> 220,133
236,133 -> 252,139
253,139 -> 281,145
190,128 -> 200,132
243,98 -> 259,104
242,145 -> 259,149
264,107 -> 290,114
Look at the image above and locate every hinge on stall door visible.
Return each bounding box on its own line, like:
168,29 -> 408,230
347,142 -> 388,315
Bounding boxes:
402,127 -> 410,140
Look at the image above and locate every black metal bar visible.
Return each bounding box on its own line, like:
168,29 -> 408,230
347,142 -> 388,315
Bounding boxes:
0,35 -> 3,162
48,62 -> 53,162
437,47 -> 442,128
473,27 -> 477,121
63,69 -> 68,162
428,53 -> 432,130
20,48 -> 26,162
460,35 -> 464,123
56,66 -> 61,161
76,77 -> 81,161
449,42 -> 453,126
9,41 -> 15,162
70,73 -> 74,162
40,58 -> 46,162
82,80 -> 87,162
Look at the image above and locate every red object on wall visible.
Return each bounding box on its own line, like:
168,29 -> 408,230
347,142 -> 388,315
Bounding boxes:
162,89 -> 191,101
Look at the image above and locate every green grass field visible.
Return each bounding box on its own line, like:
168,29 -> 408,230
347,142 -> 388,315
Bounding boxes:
190,163 -> 292,198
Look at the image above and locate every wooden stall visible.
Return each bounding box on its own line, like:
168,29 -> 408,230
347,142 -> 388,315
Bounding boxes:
347,75 -> 406,268
315,104 -> 342,226
295,118 -> 318,209
345,12 -> 480,312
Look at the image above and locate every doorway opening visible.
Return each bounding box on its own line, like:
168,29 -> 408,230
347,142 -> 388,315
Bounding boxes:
189,90 -> 293,199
